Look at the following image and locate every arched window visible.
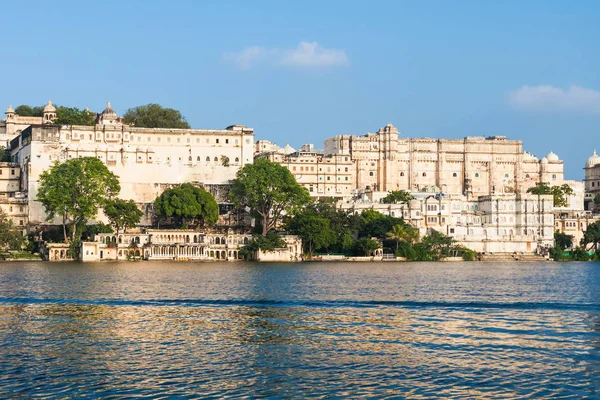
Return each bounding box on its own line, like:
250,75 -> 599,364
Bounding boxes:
526,174 -> 530,178
453,173 -> 457,177
197,156 -> 201,161
369,172 -> 374,176
552,174 -> 556,180
475,173 -> 479,178
214,157 -> 218,162
235,157 -> 239,162
206,157 -> 210,162
188,156 -> 192,161
422,172 -> 427,177
505,173 -> 509,178
400,172 -> 404,177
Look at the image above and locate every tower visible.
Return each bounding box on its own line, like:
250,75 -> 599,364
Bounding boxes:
42,101 -> 57,124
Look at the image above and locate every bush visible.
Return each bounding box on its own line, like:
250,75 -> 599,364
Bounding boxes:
461,247 -> 476,261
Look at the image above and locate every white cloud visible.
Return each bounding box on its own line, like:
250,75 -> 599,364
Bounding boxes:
509,85 -> 600,114
224,41 -> 349,70
279,41 -> 349,67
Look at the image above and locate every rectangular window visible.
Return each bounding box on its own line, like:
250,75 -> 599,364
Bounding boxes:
216,139 -> 220,144
11,169 -> 15,175
225,139 -> 229,144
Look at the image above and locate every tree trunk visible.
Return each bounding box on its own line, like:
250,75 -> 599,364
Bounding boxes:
62,216 -> 68,243
262,217 -> 268,236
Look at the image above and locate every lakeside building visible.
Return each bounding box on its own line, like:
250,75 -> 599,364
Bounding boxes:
0,162 -> 27,231
5,102 -> 254,226
1,101 -> 595,257
338,192 -> 556,254
260,124 -> 565,198
584,150 -> 600,211
76,231 -> 302,262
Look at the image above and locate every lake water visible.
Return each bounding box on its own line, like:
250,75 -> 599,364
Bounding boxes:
0,261 -> 599,398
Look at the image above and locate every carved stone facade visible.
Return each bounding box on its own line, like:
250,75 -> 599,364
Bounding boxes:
338,192 -> 556,254
0,162 -> 27,230
6,102 -> 254,226
261,124 -> 565,199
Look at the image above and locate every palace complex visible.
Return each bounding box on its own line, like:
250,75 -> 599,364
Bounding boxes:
2,102 -> 254,226
257,123 -> 565,197
1,102 -> 597,259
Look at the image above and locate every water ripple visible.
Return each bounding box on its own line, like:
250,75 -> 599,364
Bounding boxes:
0,261 -> 598,398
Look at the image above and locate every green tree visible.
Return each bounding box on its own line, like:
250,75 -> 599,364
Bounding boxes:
594,194 -> 600,205
381,190 -> 413,204
418,229 -> 454,261
582,221 -> 600,251
122,104 -> 190,129
309,200 -> 359,254
527,182 -> 574,207
154,183 -> 218,227
355,237 -> 380,256
54,106 -> 96,126
104,199 -> 144,234
0,209 -> 23,250
36,157 -> 121,246
554,231 -> 573,251
238,232 -> 287,260
286,206 -> 334,258
0,146 -> 9,162
229,158 -> 311,236
14,105 -> 44,117
386,223 -> 419,251
358,209 -> 404,239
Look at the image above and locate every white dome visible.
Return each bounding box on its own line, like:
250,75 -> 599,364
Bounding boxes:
586,149 -> 600,168
282,144 -> 296,154
540,157 -> 548,164
546,151 -> 559,162
523,151 -> 538,161
6,105 -> 14,113
43,100 -> 56,113
101,101 -> 117,118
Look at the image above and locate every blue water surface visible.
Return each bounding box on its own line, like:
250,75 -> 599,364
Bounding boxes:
0,261 -> 599,398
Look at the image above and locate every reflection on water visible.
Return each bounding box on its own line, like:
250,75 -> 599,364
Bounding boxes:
0,261 -> 599,398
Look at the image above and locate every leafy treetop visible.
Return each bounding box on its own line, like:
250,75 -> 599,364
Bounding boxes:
154,183 -> 219,228
381,190 -> 413,204
122,104 -> 191,129
37,157 -> 121,244
286,204 -> 334,258
527,182 -> 574,207
104,199 -> 144,234
54,106 -> 96,126
0,209 -> 23,250
229,158 -> 311,235
15,105 -> 44,117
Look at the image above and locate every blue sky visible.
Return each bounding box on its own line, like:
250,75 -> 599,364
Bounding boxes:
1,0 -> 598,179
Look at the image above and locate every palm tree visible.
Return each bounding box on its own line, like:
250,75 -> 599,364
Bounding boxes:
386,224 -> 419,251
